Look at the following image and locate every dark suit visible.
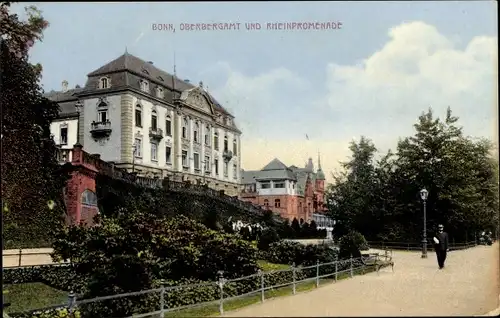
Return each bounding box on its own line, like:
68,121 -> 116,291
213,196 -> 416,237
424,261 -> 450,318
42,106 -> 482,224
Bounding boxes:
434,231 -> 449,268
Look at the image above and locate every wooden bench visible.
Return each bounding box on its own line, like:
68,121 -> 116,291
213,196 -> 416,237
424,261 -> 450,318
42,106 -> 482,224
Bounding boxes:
361,250 -> 394,274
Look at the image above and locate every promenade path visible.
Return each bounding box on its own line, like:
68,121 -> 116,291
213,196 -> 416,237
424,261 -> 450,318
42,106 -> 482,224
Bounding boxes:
224,244 -> 500,317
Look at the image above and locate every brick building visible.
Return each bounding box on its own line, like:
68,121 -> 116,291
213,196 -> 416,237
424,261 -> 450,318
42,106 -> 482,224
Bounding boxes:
240,155 -> 326,222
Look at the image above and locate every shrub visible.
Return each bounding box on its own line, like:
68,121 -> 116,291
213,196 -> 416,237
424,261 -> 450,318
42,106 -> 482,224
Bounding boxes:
338,231 -> 369,259
264,241 -> 338,266
257,228 -> 280,251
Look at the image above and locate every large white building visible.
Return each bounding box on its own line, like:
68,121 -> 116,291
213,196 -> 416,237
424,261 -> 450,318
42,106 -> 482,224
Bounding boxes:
47,52 -> 242,196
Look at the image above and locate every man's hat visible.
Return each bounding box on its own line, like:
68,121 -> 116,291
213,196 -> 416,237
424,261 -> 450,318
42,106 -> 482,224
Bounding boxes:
438,224 -> 444,229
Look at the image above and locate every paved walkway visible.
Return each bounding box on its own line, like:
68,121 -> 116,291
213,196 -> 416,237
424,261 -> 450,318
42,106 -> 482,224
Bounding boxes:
3,248 -> 56,267
224,244 -> 499,317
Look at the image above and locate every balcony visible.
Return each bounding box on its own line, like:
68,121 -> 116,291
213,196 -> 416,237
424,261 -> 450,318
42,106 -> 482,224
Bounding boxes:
149,127 -> 163,141
90,121 -> 112,138
223,149 -> 233,162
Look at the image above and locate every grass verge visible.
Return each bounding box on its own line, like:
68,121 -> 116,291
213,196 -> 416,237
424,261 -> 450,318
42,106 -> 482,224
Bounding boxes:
3,283 -> 68,314
164,265 -> 380,317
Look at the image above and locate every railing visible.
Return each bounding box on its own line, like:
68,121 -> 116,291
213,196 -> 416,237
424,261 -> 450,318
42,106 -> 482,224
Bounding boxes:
8,256 -> 384,317
90,121 -> 111,131
366,240 -> 478,251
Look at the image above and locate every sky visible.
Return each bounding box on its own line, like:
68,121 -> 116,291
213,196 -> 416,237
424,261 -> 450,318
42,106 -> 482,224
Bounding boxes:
14,1 -> 498,182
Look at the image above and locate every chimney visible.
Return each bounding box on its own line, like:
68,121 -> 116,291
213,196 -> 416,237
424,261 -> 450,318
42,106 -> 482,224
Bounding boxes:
147,61 -> 153,65
62,80 -> 69,92
184,79 -> 190,83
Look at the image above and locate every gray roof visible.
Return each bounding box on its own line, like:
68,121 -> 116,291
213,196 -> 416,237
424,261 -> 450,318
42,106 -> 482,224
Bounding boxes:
85,52 -> 234,117
261,158 -> 288,171
44,88 -> 84,118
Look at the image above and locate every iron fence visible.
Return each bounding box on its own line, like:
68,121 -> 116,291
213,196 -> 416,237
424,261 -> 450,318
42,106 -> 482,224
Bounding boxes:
366,240 -> 478,251
7,255 -> 391,318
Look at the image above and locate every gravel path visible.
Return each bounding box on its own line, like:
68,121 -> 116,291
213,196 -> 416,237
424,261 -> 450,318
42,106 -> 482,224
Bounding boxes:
224,244 -> 499,317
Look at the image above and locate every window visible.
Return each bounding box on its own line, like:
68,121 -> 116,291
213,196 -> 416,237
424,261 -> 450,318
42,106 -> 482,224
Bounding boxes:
134,138 -> 142,158
260,182 -> 271,189
151,110 -> 158,130
204,125 -> 210,146
182,117 -> 188,139
140,80 -> 149,92
274,182 -> 285,188
194,122 -> 199,143
214,158 -> 219,174
60,127 -> 68,145
223,162 -> 228,176
135,105 -> 142,127
214,132 -> 219,150
274,199 -> 281,208
233,139 -> 237,154
204,156 -> 210,171
182,150 -> 188,167
151,143 -> 158,161
156,87 -> 164,98
165,116 -> 172,136
233,164 -> 237,179
165,146 -> 172,164
194,153 -> 200,170
99,110 -> 107,123
264,199 -> 269,206
99,77 -> 109,89
224,136 -> 228,152
81,189 -> 98,206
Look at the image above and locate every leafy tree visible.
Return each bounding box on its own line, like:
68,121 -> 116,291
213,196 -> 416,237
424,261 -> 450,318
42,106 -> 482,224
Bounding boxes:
301,222 -> 310,238
1,2 -> 69,248
257,228 -> 280,251
52,212 -> 259,317
326,136 -> 379,239
291,217 -> 301,236
338,231 -> 369,259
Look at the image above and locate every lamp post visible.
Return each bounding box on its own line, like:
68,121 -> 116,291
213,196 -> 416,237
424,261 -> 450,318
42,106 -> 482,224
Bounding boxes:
420,188 -> 429,258
74,101 -> 83,144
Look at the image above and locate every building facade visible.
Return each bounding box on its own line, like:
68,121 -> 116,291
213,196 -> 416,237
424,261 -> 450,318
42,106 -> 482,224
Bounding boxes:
48,52 -> 242,196
240,156 -> 327,222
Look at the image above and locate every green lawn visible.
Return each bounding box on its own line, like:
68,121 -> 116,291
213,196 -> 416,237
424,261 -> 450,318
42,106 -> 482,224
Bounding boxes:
3,283 -> 68,314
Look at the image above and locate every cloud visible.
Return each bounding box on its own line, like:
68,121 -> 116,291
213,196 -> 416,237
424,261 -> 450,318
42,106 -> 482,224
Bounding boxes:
202,21 -> 498,183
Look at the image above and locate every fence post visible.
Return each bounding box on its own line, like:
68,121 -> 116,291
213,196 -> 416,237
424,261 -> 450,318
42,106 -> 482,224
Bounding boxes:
259,270 -> 265,303
334,255 -> 338,282
18,249 -> 22,267
292,262 -> 296,295
67,291 -> 76,317
218,271 -> 225,315
350,255 -> 353,278
159,283 -> 165,318
316,260 -> 320,288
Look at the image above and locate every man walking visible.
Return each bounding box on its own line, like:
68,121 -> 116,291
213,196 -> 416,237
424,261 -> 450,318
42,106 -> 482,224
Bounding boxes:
433,224 -> 449,269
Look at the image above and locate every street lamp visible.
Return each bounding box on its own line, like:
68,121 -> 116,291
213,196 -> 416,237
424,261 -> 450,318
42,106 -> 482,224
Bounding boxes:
74,101 -> 83,144
420,188 -> 429,259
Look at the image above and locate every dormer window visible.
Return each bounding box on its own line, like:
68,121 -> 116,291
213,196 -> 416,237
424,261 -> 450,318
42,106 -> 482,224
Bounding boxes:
156,87 -> 164,98
142,68 -> 150,75
158,76 -> 164,82
140,80 -> 149,92
223,117 -> 228,125
99,77 -> 110,89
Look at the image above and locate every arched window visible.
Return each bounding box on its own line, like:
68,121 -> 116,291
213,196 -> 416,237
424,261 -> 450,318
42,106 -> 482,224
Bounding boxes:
224,136 -> 228,152
99,77 -> 109,89
194,122 -> 200,143
156,87 -> 164,98
135,105 -> 142,127
182,117 -> 189,139
165,115 -> 172,136
214,131 -> 219,150
140,80 -> 149,92
97,101 -> 108,123
264,199 -> 269,206
274,199 -> 281,208
233,138 -> 237,154
81,189 -> 98,206
151,109 -> 158,130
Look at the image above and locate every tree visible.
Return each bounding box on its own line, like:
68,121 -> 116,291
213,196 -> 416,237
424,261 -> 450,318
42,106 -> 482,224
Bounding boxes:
1,2 -> 69,248
326,136 -> 379,239
291,218 -> 301,237
257,228 -> 280,251
309,220 -> 318,238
